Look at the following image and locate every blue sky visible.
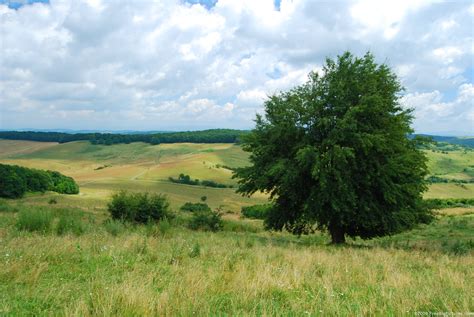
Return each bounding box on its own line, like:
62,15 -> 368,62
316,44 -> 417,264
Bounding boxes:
0,0 -> 473,135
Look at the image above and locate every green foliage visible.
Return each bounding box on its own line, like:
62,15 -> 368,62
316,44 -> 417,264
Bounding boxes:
103,219 -> 126,236
0,199 -> 18,213
0,129 -> 247,145
180,202 -> 212,213
48,171 -> 79,194
169,174 -> 231,188
424,198 -> 474,209
188,242 -> 201,258
0,163 -> 79,198
241,204 -> 272,219
188,210 -> 223,232
16,208 -> 53,233
372,214 -> 473,255
55,212 -> 86,236
200,196 -> 207,202
169,174 -> 199,185
157,217 -> 172,236
234,52 -> 433,243
48,198 -> 58,204
107,190 -> 171,224
0,166 -> 26,198
427,176 -> 474,184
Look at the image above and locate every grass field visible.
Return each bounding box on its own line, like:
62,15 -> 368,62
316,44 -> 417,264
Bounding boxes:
0,139 -> 473,315
0,200 -> 472,316
0,140 -> 258,212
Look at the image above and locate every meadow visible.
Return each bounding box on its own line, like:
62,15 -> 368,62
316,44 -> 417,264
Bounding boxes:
0,139 -> 473,315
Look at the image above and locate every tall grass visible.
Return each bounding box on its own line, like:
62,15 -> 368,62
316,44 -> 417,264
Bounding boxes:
0,199 -> 472,315
1,226 -> 472,316
15,207 -> 53,233
55,212 -> 86,236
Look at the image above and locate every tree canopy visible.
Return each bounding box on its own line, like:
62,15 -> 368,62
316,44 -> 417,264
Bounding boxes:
0,164 -> 79,198
234,52 -> 433,244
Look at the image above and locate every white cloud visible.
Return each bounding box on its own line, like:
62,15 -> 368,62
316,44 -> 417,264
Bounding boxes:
0,0 -> 472,134
402,83 -> 474,135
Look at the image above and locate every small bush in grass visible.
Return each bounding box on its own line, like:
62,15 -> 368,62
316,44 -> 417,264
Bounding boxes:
188,210 -> 223,232
48,198 -> 57,205
241,204 -> 272,219
56,213 -> 85,236
108,190 -> 171,224
180,202 -> 211,213
16,208 -> 53,233
104,219 -> 126,236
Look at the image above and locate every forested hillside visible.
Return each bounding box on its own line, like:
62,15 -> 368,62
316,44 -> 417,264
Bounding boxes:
0,129 -> 248,145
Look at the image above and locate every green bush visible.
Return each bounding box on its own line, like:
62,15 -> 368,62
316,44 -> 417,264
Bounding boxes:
108,190 -> 171,224
241,204 -> 272,219
56,213 -> 85,236
188,210 -> 223,232
180,202 -> 211,213
16,208 -> 53,233
48,171 -> 79,194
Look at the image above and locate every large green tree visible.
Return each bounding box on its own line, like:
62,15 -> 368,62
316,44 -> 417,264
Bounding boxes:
234,52 -> 433,244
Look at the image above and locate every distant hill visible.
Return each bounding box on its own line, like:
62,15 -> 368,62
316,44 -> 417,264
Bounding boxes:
0,129 -> 248,145
414,134 -> 474,148
1,130 -> 472,147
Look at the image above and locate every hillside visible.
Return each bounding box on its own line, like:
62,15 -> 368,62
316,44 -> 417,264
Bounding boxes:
2,139 -> 473,203
0,139 -> 472,315
0,140 -> 259,212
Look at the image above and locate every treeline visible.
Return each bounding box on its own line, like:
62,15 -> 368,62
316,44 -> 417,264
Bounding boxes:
0,164 -> 79,198
0,129 -> 248,145
168,174 -> 233,188
427,176 -> 474,184
424,198 -> 474,209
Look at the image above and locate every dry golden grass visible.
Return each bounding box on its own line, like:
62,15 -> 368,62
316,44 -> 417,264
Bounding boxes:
0,139 -> 58,158
436,207 -> 474,216
1,226 -> 472,316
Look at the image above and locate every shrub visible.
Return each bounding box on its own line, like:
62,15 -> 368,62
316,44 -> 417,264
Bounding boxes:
16,208 -> 53,233
241,204 -> 273,219
188,210 -> 223,232
108,190 -> 171,224
56,213 -> 85,236
48,198 -> 58,204
424,198 -> 474,209
180,202 -> 211,213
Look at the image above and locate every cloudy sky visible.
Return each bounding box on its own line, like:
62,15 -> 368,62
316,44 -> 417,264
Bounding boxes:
0,0 -> 473,134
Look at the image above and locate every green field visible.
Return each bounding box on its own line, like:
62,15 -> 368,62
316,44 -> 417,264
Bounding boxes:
0,140 -> 261,212
0,139 -> 473,315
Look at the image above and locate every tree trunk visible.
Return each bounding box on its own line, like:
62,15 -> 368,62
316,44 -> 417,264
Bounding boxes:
329,224 -> 346,244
